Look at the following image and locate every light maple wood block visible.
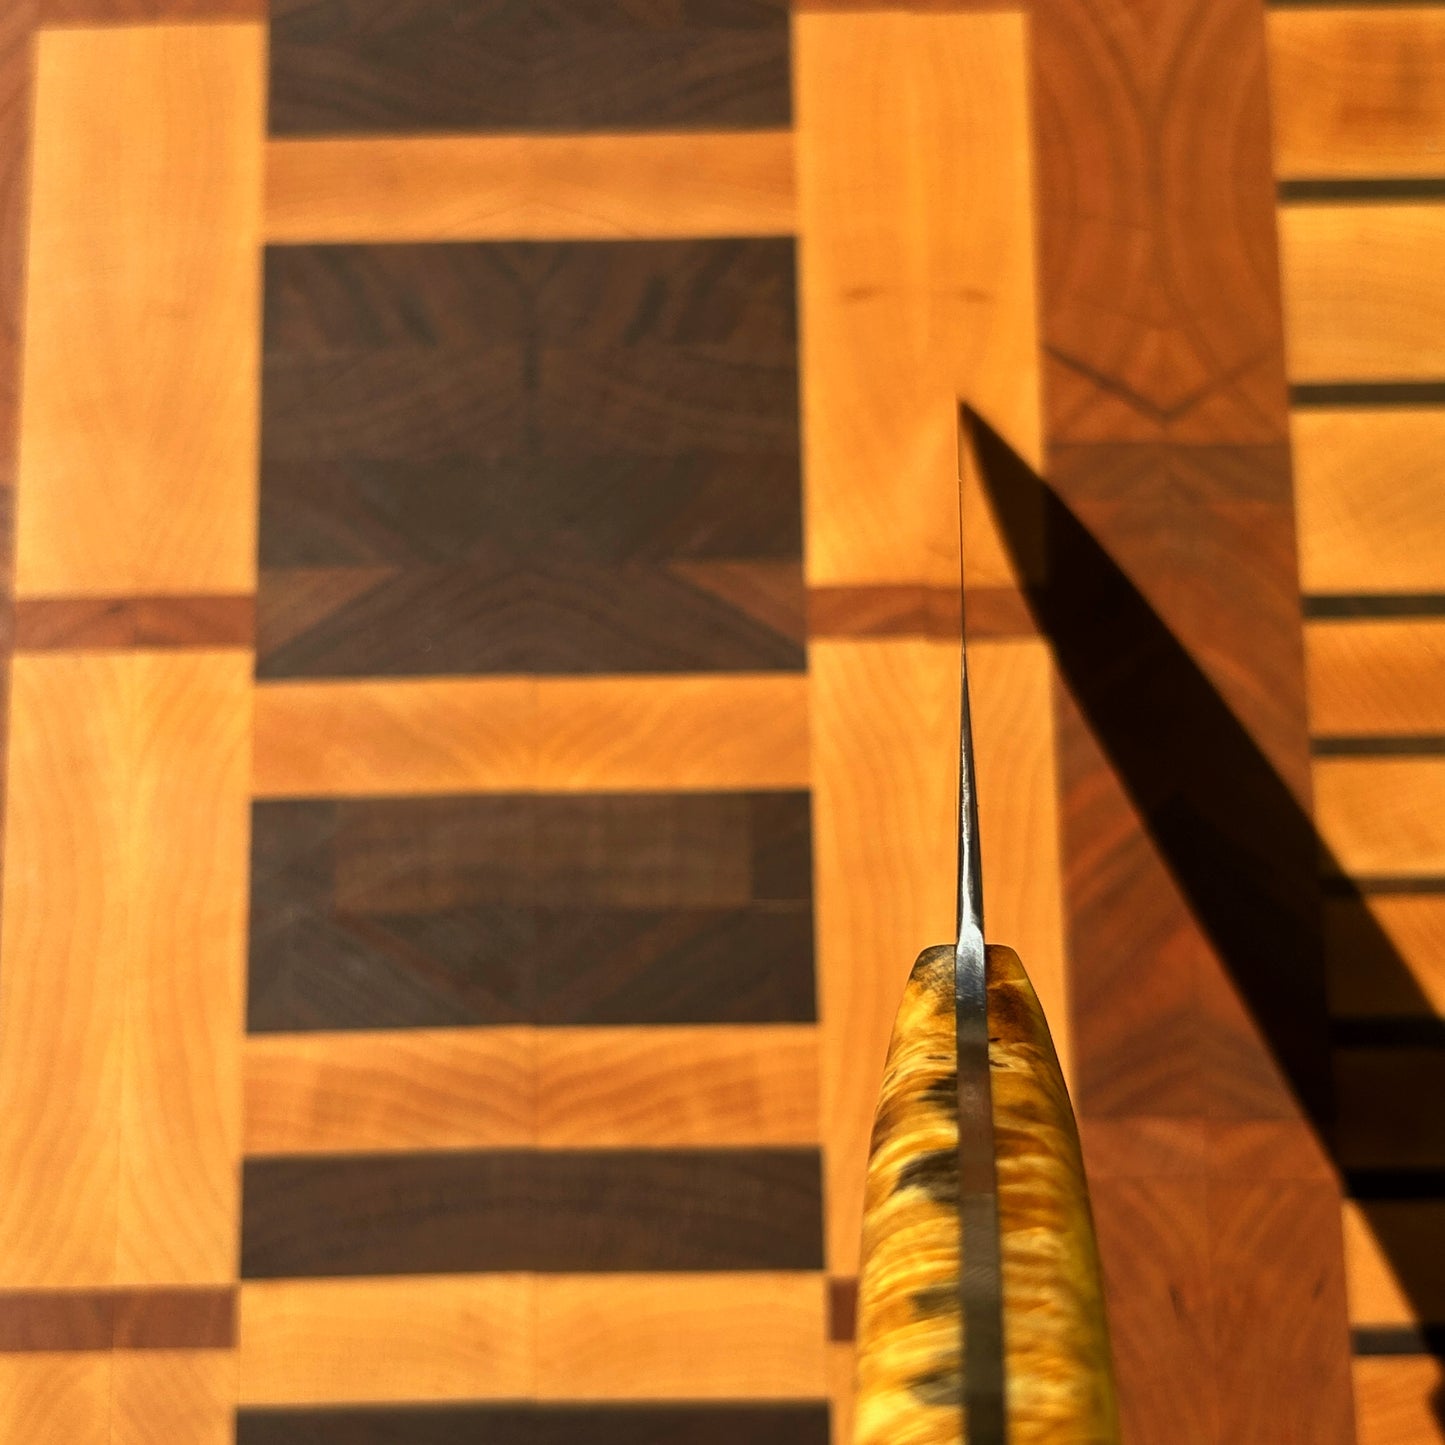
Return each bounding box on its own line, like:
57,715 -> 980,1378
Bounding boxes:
1314,758 -> 1445,877
534,1026 -> 819,1148
810,637 -> 958,1273
266,131 -> 794,242
1343,1200 -> 1445,1326
111,1351 -> 235,1445
795,7 -> 1042,589
0,1354 -> 111,1445
532,676 -> 809,792
0,656 -> 128,1285
245,1026 -> 818,1153
254,675 -> 809,797
17,24 -> 263,597
971,638 -> 1071,1084
534,1273 -> 827,1400
244,1028 -> 534,1155
115,653 -> 251,1286
1294,412 -> 1445,594
1354,1357 -> 1445,1445
253,678 -> 533,797
0,653 -> 249,1287
1268,7 -> 1445,178
1326,894 -> 1445,1017
238,1276 -> 533,1405
1306,620 -> 1445,735
1281,206 -> 1445,382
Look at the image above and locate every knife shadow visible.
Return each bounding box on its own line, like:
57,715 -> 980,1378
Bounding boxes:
963,404 -> 1444,1404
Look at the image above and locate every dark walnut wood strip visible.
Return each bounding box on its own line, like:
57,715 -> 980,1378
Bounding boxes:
853,944 -> 1118,1445
267,0 -> 791,136
0,1287 -> 235,1351
14,595 -> 255,650
259,238 -> 802,679
807,584 -> 1036,640
237,1405 -> 831,1445
248,793 -> 816,1032
240,1149 -> 824,1277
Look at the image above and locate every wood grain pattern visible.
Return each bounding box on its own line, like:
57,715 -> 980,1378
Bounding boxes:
533,1273 -> 825,1402
529,677 -> 810,792
110,1351 -> 235,1445
1267,7 -> 1445,180
14,596 -> 254,651
259,238 -> 801,678
266,132 -> 794,243
972,638 -> 1072,1084
0,1289 -> 234,1352
238,1274 -> 824,1406
533,1026 -> 818,1149
1030,0 -> 1356,1434
236,1404 -> 832,1445
1344,1200 -> 1445,1326
1293,411 -> 1445,594
244,1028 -> 533,1155
1079,1121 -> 1351,1445
248,792 -> 814,1033
243,1026 -> 817,1153
241,1150 -> 823,1277
267,0 -> 791,135
43,0 -> 260,16
1033,0 -> 1289,445
1280,205 -> 1445,383
794,6 -> 1041,590
0,0 -> 33,952
238,1275 -> 533,1405
1315,758 -> 1445,877
16,24 -> 263,598
809,638 -> 956,1275
1326,895 -> 1445,1018
1307,620 -> 1445,735
0,653 -> 250,1287
0,0 -> 32,496
808,585 -> 1036,641
1353,1357 -> 1445,1445
253,675 -> 809,797
253,679 -> 532,797
0,1354 -> 110,1445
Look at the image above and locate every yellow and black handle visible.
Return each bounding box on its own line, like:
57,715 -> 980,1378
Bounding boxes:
853,944 -> 1121,1445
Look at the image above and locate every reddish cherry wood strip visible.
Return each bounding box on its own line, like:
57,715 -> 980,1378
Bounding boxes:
0,1288 -> 235,1351
807,584 -> 1036,640
14,595 -> 254,650
1030,1 -> 1355,1440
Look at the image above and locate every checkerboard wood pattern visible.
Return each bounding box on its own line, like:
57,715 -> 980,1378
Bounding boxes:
0,3 -> 1440,1443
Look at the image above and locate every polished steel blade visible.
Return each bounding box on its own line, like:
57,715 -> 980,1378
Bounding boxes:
955,408 -> 1007,1443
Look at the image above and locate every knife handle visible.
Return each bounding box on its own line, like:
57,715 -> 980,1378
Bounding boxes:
853,943 -> 1121,1445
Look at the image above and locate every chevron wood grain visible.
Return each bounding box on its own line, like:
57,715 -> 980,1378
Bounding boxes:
243,1026 -> 818,1154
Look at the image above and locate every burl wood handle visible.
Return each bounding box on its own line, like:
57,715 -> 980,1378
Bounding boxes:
853,944 -> 1121,1445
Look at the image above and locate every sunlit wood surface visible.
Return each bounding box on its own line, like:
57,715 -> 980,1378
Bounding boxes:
0,2 -> 1438,1443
